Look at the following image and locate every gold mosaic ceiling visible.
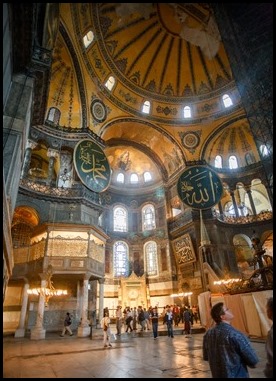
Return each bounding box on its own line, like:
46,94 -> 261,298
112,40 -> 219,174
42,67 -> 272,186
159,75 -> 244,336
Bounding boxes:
44,3 -> 260,185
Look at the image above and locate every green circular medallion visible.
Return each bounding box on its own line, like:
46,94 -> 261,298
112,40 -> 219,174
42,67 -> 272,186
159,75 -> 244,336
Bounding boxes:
177,166 -> 223,209
74,139 -> 111,192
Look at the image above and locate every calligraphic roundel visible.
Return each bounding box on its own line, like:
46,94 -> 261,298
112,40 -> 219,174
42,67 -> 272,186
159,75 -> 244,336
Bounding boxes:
177,165 -> 223,209
73,139 -> 111,193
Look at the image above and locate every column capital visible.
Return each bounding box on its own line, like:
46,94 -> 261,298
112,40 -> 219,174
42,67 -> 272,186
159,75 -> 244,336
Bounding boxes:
244,185 -> 252,193
83,273 -> 91,281
26,139 -> 38,150
47,148 -> 59,159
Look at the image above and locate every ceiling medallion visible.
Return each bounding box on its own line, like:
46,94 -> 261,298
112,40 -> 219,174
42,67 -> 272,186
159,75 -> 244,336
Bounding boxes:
181,132 -> 200,150
91,99 -> 107,123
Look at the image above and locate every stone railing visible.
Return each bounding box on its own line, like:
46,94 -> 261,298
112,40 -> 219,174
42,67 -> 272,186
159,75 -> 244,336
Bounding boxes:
219,211 -> 272,224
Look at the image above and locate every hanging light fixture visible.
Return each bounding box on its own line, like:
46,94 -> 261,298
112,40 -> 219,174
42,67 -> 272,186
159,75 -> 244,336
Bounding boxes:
27,265 -> 68,306
170,292 -> 193,298
213,278 -> 241,292
59,168 -> 72,184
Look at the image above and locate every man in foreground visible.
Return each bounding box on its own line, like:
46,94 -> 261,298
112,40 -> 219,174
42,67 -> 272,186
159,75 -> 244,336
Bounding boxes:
203,302 -> 259,378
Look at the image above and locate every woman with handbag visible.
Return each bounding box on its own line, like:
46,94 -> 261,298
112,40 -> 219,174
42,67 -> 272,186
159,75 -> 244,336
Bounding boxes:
101,310 -> 112,348
125,308 -> 133,333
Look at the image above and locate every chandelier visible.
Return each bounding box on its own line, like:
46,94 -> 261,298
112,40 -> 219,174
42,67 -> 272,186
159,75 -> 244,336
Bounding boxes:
27,265 -> 68,306
170,292 -> 193,298
59,168 -> 72,184
214,278 -> 241,292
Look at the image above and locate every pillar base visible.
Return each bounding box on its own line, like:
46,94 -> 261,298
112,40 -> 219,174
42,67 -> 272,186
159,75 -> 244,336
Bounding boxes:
14,328 -> 26,338
77,325 -> 90,337
30,327 -> 46,340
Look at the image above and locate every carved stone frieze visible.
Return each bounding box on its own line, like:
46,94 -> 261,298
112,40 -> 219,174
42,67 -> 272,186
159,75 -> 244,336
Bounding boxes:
89,241 -> 104,263
30,241 -> 46,260
47,240 -> 88,257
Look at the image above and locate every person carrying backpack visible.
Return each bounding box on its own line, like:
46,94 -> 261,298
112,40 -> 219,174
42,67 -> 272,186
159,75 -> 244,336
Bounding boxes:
138,306 -> 146,331
60,312 -> 73,337
183,307 -> 192,337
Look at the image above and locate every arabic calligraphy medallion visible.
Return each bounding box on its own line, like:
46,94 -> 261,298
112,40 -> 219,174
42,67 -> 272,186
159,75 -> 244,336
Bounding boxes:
91,99 -> 107,123
177,166 -> 223,209
73,139 -> 111,193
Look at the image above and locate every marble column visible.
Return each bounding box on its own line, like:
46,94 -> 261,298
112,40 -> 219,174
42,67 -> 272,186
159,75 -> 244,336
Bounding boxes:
14,282 -> 29,338
230,190 -> 239,217
166,243 -> 171,273
98,278 -> 105,324
30,277 -> 47,340
76,280 -> 82,320
20,140 -> 37,178
46,148 -> 59,186
89,280 -> 98,326
77,277 -> 90,337
218,201 -> 224,220
245,186 -> 257,215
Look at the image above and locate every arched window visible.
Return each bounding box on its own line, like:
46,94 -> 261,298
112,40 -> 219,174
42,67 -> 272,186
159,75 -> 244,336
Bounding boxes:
229,155 -> 238,169
224,201 -> 235,216
260,144 -> 269,157
113,206 -> 128,232
83,30 -> 94,48
183,106 -> 191,118
245,152 -> 256,165
113,241 -> 129,277
130,173 -> 139,184
143,171 -> 152,182
214,155 -> 222,168
144,241 -> 158,276
224,201 -> 248,217
105,76 -> 115,91
117,173 -> 124,183
142,204 -> 156,231
222,94 -> 233,108
142,100 -> 151,114
47,107 -> 60,125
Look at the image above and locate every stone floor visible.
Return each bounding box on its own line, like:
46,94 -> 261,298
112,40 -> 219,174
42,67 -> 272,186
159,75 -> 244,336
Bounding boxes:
3,324 -> 267,378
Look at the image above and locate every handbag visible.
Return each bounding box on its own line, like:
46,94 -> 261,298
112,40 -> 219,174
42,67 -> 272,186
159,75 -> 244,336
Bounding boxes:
126,316 -> 133,324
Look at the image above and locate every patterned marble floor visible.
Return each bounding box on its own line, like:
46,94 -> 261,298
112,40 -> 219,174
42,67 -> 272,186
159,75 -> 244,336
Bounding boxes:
3,327 -> 267,378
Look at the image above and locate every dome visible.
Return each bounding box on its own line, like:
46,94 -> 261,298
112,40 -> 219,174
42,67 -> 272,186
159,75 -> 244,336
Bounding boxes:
41,3 -> 261,189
